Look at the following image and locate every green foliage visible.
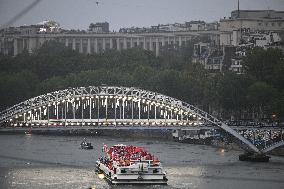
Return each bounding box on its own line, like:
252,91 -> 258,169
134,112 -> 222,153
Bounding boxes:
0,70 -> 39,109
242,48 -> 284,120
247,82 -> 277,118
215,73 -> 251,117
243,47 -> 283,86
273,91 -> 284,121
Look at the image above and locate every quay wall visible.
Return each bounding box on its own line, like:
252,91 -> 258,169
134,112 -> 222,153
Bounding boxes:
0,127 -> 173,139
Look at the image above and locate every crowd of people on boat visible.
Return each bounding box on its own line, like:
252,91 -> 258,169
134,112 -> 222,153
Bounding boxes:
100,145 -> 159,167
107,145 -> 155,162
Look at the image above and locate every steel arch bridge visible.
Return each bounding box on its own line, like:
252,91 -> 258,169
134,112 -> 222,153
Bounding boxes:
0,86 -> 283,153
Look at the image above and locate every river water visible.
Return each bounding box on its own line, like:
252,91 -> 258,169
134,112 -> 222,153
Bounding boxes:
0,134 -> 283,189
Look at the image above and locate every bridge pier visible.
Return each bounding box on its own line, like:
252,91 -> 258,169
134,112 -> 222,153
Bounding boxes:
239,152 -> 270,162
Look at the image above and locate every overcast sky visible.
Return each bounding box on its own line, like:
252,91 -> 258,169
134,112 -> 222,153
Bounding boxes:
0,0 -> 284,31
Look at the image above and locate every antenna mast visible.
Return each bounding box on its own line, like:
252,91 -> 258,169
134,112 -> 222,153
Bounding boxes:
238,0 -> 240,18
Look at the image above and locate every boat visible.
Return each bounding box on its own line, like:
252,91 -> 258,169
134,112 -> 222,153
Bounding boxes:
81,140 -> 93,150
239,152 -> 270,162
172,128 -> 215,145
96,144 -> 168,184
25,127 -> 32,135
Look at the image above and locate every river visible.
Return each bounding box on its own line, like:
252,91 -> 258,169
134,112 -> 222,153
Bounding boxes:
0,134 -> 283,189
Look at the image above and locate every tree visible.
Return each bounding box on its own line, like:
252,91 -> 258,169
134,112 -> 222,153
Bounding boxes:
242,47 -> 283,84
273,90 -> 284,121
246,82 -> 277,119
0,70 -> 39,110
215,73 -> 252,119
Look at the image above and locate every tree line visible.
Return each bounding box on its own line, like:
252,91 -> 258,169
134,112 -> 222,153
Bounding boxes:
0,41 -> 283,121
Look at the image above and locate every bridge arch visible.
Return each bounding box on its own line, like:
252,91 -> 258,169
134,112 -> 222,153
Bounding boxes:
0,86 -> 260,152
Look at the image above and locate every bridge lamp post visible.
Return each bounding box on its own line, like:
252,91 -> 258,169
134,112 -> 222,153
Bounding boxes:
131,97 -> 134,126
9,119 -> 13,127
81,97 -> 85,126
90,96 -> 95,123
164,109 -> 167,125
96,96 -> 99,125
27,116 -> 30,125
22,113 -> 26,123
72,101 -> 75,120
180,110 -> 184,123
123,97 -> 127,120
105,96 -> 108,125
153,103 -> 157,120
146,101 -> 150,126
109,96 -> 114,125
56,102 -> 59,120
46,104 -> 51,126
137,99 -> 141,120
113,96 -> 117,125
174,109 -> 178,121
88,97 -> 92,122
118,98 -> 121,120
64,101 -> 67,127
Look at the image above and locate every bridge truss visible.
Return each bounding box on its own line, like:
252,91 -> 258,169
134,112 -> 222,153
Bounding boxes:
0,86 -> 283,153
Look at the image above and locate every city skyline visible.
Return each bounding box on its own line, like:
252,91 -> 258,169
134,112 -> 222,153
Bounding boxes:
0,0 -> 284,31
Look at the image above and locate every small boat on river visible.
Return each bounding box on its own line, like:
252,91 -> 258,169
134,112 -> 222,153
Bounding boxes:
81,139 -> 93,150
96,144 -> 168,184
25,127 -> 32,135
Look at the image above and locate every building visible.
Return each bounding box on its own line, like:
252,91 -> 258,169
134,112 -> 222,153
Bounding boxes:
193,42 -> 224,72
230,58 -> 243,74
156,23 -> 188,32
88,22 -> 109,33
119,21 -> 218,33
220,10 -> 284,46
0,21 -> 219,56
205,22 -> 219,31
0,20 -> 61,55
217,9 -> 284,74
185,21 -> 206,31
220,10 -> 284,32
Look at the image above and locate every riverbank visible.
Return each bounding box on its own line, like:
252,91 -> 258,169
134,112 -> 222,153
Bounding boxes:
0,126 -> 173,139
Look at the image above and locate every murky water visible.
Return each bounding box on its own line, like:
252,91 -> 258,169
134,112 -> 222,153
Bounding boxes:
0,134 -> 283,189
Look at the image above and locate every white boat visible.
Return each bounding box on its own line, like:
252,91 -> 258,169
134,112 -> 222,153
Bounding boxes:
96,144 -> 168,184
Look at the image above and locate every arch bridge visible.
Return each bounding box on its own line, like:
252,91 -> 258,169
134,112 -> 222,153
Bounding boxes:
0,86 -> 283,154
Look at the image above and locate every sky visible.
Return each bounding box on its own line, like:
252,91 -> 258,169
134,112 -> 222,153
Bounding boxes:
0,0 -> 284,31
